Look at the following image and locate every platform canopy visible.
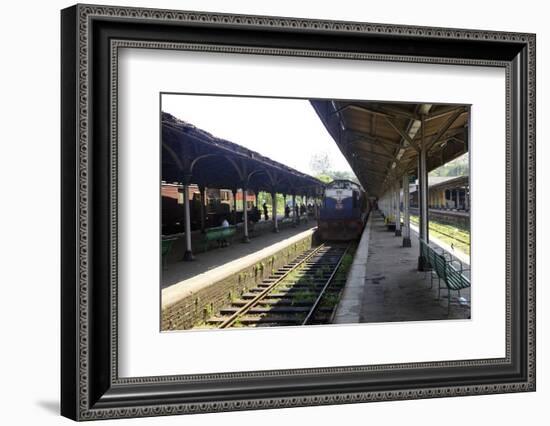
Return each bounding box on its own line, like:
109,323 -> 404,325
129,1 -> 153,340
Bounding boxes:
310,101 -> 469,198
162,112 -> 325,196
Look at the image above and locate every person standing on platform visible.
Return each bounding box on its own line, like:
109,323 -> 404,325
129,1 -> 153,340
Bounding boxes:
301,203 -> 308,222
262,202 -> 269,221
220,215 -> 230,247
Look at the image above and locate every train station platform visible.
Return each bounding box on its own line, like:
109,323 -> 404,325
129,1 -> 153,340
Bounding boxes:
163,215 -> 289,261
162,220 -> 318,330
162,220 -> 316,290
333,212 -> 470,324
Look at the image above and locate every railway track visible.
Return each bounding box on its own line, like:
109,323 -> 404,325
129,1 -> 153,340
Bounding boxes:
410,216 -> 469,246
205,243 -> 350,328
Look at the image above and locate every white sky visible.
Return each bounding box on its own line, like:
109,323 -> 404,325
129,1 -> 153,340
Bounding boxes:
161,94 -> 354,176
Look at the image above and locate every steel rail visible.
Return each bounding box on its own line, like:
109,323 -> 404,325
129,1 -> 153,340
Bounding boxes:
427,228 -> 469,246
410,216 -> 469,246
218,244 -> 327,329
301,244 -> 350,325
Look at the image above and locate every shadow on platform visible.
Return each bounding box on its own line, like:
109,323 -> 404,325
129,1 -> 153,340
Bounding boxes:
162,220 -> 316,289
335,212 -> 470,324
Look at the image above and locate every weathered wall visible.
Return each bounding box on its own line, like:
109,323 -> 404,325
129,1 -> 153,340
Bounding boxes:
161,233 -> 315,330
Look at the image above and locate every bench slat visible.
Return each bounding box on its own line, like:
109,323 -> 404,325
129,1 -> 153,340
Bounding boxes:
419,238 -> 470,293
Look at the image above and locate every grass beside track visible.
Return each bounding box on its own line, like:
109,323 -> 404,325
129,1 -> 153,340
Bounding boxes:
410,215 -> 470,256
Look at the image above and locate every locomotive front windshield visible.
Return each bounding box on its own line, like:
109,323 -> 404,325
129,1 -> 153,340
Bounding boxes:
323,180 -> 362,209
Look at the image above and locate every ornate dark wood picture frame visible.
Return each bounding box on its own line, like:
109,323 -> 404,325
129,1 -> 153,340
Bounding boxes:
61,3 -> 535,421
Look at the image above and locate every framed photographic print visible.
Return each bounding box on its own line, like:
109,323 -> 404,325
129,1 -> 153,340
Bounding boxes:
61,3 -> 536,421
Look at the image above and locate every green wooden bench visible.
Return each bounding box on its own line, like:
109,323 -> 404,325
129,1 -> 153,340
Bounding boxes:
420,238 -> 452,283
419,238 -> 433,273
430,249 -> 449,297
424,241 -> 470,314
202,226 -> 236,252
384,215 -> 396,231
161,237 -> 178,269
279,217 -> 294,228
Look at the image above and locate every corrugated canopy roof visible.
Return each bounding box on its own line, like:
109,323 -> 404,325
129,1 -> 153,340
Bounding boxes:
162,112 -> 325,196
310,100 -> 469,198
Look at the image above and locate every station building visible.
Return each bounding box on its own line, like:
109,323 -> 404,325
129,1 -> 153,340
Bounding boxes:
410,175 -> 470,211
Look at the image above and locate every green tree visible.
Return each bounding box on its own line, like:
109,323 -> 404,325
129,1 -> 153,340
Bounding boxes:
429,153 -> 469,177
316,174 -> 333,183
329,170 -> 360,184
310,152 -> 332,175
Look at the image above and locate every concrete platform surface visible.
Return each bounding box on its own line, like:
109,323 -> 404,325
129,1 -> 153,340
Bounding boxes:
334,212 -> 470,324
162,221 -> 316,290
332,218 -> 371,324
164,215 -> 286,263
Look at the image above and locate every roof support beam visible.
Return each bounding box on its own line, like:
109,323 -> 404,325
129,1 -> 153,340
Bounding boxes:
346,130 -> 402,146
384,117 -> 420,151
425,109 -> 465,152
344,104 -> 418,121
412,123 -> 465,143
378,105 -> 419,120
425,105 -> 467,121
348,145 -> 396,161
162,143 -> 184,171
345,104 -> 393,119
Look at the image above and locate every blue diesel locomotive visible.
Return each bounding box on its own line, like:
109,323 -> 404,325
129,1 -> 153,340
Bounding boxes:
318,180 -> 368,241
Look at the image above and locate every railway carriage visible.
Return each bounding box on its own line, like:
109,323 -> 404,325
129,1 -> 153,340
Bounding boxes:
318,179 -> 368,241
